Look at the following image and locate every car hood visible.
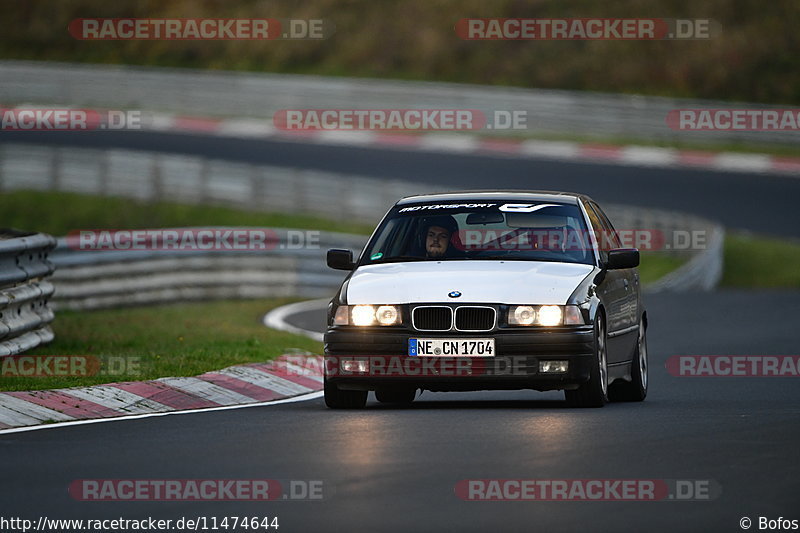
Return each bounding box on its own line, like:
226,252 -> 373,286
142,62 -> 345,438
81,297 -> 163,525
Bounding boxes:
345,260 -> 595,305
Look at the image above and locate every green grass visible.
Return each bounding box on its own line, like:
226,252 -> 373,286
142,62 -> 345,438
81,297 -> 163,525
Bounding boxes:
0,299 -> 322,392
721,233 -> 800,288
0,190 -> 374,236
639,253 -> 687,284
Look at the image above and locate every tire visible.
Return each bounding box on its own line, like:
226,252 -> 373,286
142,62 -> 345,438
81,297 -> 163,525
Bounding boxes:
609,320 -> 648,402
565,313 -> 609,408
375,388 -> 416,405
324,377 -> 367,409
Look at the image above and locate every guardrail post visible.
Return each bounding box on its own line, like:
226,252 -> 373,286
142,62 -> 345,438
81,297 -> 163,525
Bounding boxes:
0,231 -> 57,357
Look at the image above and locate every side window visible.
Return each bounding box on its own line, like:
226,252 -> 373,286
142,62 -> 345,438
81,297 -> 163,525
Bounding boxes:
589,202 -> 622,250
584,202 -> 613,263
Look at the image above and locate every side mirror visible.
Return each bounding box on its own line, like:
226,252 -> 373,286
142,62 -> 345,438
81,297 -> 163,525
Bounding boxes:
606,248 -> 640,270
327,249 -> 355,271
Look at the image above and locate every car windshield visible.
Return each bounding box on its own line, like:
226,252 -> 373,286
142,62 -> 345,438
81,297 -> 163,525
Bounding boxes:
360,200 -> 595,265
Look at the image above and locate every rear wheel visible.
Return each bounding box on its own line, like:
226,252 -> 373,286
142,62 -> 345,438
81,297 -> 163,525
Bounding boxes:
375,388 -> 416,405
609,320 -> 648,402
565,313 -> 608,408
324,377 -> 367,409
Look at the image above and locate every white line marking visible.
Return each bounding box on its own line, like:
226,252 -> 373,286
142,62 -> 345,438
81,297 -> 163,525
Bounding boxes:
64,386 -> 172,414
0,391 -> 323,435
148,113 -> 176,131
620,146 -> 678,166
262,298 -> 328,342
418,134 -> 479,152
0,394 -> 74,424
315,130 -> 377,145
217,119 -> 277,137
519,139 -> 580,159
158,376 -> 257,406
714,153 -> 773,173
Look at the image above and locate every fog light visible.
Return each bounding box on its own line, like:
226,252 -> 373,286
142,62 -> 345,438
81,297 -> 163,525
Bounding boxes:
342,359 -> 369,373
539,360 -> 568,373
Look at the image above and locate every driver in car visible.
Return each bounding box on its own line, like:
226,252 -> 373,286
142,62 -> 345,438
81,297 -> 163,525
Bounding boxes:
422,215 -> 458,258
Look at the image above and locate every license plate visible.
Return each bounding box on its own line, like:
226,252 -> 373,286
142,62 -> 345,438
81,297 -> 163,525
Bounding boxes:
409,338 -> 495,357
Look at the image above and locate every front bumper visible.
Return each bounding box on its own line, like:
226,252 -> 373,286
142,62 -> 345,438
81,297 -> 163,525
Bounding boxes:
324,326 -> 594,392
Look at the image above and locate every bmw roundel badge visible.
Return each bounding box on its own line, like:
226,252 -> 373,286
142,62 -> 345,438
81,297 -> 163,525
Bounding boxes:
448,290 -> 462,298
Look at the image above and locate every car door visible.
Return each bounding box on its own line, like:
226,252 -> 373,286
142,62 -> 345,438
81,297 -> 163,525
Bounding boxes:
584,201 -> 634,364
590,201 -> 640,361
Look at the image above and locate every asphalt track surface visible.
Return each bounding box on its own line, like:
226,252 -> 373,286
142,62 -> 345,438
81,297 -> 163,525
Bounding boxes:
1,130 -> 799,238
1,290 -> 798,532
1,132 -> 798,532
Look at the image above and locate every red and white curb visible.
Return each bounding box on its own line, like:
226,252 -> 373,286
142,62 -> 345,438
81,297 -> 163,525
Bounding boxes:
0,355 -> 324,433
149,114 -> 800,176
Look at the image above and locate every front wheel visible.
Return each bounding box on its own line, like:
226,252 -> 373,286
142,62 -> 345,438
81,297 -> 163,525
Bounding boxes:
324,377 -> 367,409
609,320 -> 648,402
565,313 -> 609,408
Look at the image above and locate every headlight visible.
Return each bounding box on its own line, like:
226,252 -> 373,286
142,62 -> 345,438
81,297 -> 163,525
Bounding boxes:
376,305 -> 400,326
537,305 -> 562,326
507,305 -> 584,326
351,305 -> 376,326
509,305 -> 536,325
333,305 -> 402,326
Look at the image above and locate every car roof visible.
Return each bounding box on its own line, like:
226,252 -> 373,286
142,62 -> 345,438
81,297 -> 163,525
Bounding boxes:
395,190 -> 592,206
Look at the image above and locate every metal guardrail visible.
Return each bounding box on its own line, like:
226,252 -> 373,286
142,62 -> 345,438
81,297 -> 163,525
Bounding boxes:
50,230 -> 366,310
1,60 -> 797,146
645,225 -> 725,292
0,230 -> 57,356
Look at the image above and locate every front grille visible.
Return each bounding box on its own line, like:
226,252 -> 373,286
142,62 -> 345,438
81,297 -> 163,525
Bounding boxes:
413,306 -> 452,331
455,306 -> 496,332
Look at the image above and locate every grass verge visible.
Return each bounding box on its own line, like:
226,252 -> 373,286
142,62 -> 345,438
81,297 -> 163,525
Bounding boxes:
0,299 -> 322,392
722,233 -> 800,288
0,190 -> 375,237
